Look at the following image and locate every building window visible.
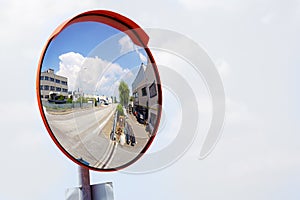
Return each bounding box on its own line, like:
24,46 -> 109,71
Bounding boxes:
50,77 -> 54,82
40,76 -> 44,80
55,79 -> 61,84
149,113 -> 157,127
40,95 -> 44,98
141,87 -> 147,96
45,95 -> 49,99
56,87 -> 61,92
61,81 -> 67,85
40,85 -> 43,90
50,86 -> 55,91
149,82 -> 157,98
133,92 -> 138,98
62,88 -> 68,93
44,76 -> 49,81
44,85 -> 49,90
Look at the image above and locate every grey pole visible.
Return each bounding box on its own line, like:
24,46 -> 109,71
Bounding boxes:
78,166 -> 92,200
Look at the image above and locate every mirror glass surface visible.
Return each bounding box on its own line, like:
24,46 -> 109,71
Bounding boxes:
39,21 -> 161,170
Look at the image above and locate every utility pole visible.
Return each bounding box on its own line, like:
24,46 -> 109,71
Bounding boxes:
78,166 -> 92,200
66,165 -> 114,200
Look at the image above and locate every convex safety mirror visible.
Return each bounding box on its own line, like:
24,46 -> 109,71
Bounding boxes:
37,10 -> 162,171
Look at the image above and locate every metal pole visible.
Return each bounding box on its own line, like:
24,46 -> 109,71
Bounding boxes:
78,166 -> 92,200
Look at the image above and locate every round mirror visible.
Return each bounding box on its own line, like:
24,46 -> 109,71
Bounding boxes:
36,10 -> 162,171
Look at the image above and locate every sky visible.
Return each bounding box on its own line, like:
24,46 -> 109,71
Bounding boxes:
0,0 -> 300,200
42,22 -> 121,70
41,21 -> 148,96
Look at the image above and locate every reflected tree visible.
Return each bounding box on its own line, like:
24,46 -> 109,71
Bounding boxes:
119,80 -> 129,106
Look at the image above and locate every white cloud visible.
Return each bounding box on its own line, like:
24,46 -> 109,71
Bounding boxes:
119,35 -> 135,54
56,52 -> 84,92
178,0 -> 222,9
118,35 -> 148,63
177,0 -> 242,11
57,52 -> 135,97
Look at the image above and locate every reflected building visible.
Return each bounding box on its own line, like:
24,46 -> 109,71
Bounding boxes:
40,68 -> 68,100
82,94 -> 113,105
132,62 -> 159,135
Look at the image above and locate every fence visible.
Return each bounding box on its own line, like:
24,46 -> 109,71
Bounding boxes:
42,101 -> 94,113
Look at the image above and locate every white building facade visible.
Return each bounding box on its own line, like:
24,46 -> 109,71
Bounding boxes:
40,69 -> 68,100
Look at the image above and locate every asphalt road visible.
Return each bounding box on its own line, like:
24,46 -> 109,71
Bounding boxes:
45,104 -> 117,167
45,104 -> 151,169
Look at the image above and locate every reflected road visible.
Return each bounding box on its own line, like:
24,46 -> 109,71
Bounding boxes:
45,104 -> 150,169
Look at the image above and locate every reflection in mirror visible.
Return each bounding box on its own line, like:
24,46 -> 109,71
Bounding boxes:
39,21 -> 161,170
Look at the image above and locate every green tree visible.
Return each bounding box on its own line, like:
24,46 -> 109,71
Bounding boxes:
76,96 -> 87,103
58,95 -> 65,100
66,98 -> 73,104
118,80 -> 129,106
116,104 -> 124,116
